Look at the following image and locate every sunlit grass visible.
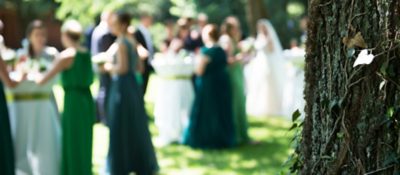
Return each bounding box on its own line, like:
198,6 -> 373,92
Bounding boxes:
54,75 -> 295,175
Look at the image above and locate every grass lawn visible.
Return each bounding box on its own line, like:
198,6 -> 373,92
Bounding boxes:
55,75 -> 295,175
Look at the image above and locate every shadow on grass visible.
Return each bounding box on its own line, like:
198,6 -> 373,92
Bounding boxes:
155,117 -> 294,175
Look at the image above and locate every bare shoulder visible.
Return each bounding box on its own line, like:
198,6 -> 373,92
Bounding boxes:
59,48 -> 76,60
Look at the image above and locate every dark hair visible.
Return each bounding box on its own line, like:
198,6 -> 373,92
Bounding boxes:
177,24 -> 189,39
205,24 -> 220,42
116,11 -> 131,27
26,20 -> 46,57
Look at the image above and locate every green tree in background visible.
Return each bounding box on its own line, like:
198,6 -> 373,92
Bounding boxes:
0,0 -> 308,48
55,0 -> 169,25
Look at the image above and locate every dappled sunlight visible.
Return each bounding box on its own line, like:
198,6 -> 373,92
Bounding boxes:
51,77 -> 295,174
89,115 -> 294,174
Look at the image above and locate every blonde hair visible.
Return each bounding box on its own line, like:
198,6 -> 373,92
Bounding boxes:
61,20 -> 83,42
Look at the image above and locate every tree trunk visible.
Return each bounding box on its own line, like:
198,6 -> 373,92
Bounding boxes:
300,0 -> 400,174
245,0 -> 268,35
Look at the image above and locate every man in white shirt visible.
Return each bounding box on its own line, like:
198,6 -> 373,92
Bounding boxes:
91,11 -> 116,125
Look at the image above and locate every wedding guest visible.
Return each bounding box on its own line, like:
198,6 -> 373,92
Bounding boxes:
134,13 -> 155,94
183,24 -> 236,149
84,15 -> 100,53
104,11 -> 158,175
91,11 -> 116,125
197,13 -> 208,30
153,21 -> 195,146
91,11 -> 116,55
167,22 -> 190,53
9,20 -> 61,175
160,20 -> 175,53
220,16 -> 250,144
35,20 -> 95,175
185,13 -> 207,52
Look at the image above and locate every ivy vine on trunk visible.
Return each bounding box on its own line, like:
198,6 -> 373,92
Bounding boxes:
292,0 -> 400,174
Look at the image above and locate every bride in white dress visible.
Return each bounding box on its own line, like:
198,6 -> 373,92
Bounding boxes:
245,19 -> 286,117
8,20 -> 61,175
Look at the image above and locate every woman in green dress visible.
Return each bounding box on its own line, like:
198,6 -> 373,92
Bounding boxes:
183,24 -> 236,149
36,20 -> 95,175
219,16 -> 250,144
0,56 -> 18,175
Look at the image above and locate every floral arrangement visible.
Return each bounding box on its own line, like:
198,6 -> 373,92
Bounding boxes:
16,55 -> 50,74
1,49 -> 17,64
240,37 -> 256,53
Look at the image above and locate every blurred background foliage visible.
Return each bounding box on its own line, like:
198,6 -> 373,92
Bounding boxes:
0,0 -> 308,48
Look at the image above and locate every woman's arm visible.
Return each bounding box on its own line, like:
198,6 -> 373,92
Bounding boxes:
105,42 -> 129,75
36,48 -> 75,85
0,58 -> 17,88
137,44 -> 149,60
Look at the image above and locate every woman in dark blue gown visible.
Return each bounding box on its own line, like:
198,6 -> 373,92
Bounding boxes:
103,12 -> 158,175
0,57 -> 17,175
183,24 -> 236,149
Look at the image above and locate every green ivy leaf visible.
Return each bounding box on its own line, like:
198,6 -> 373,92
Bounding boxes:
292,109 -> 301,122
289,123 -> 298,131
387,107 -> 395,118
337,132 -> 344,139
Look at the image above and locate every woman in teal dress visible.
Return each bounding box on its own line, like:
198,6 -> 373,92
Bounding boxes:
0,57 -> 17,175
36,20 -> 95,175
103,12 -> 158,175
183,24 -> 236,149
220,16 -> 250,144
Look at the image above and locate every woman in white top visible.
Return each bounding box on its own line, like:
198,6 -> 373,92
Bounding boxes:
8,20 -> 61,175
153,24 -> 195,146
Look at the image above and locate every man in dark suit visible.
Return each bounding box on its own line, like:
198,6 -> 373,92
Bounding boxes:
134,13 -> 154,95
91,11 -> 116,124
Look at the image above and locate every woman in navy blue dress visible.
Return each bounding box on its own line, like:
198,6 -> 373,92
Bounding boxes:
183,24 -> 236,149
103,12 -> 158,175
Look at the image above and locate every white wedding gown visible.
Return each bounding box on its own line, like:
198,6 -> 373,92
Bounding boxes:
246,39 -> 286,117
152,52 -> 195,145
245,20 -> 286,117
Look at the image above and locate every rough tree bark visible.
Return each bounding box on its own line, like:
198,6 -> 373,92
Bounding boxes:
300,0 -> 400,174
245,0 -> 268,35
